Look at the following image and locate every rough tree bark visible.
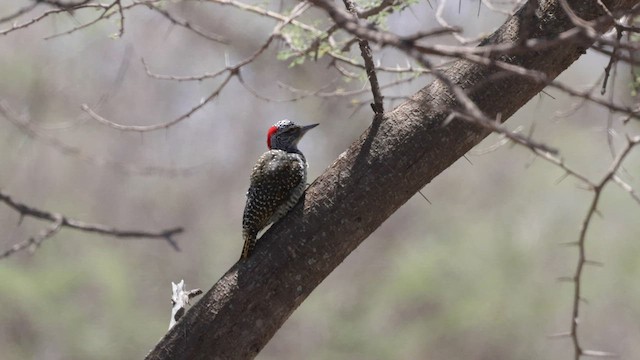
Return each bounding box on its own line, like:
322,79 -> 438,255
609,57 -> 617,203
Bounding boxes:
146,0 -> 638,359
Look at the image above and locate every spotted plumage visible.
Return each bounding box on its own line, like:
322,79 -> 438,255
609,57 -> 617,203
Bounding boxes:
241,120 -> 318,259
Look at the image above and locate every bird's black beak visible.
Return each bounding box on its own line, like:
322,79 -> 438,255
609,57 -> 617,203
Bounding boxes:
300,123 -> 319,134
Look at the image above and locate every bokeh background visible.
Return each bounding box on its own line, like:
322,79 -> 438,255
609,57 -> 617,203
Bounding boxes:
1,1 -> 640,359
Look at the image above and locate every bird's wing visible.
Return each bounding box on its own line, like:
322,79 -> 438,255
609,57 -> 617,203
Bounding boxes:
242,151 -> 305,235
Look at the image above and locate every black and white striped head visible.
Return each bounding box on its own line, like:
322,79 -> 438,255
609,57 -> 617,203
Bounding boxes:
267,120 -> 318,152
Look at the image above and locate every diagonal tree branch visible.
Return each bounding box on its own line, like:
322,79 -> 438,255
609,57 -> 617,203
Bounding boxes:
145,1 -> 639,359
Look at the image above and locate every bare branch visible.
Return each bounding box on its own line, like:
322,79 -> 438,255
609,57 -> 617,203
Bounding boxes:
206,0 -> 438,76
82,72 -> 234,132
612,175 -> 640,205
0,100 -> 205,177
567,135 -> 640,359
0,189 -> 183,259
601,25 -> 623,94
0,5 -> 78,36
205,0 -> 319,33
308,0 -> 640,125
1,216 -> 63,260
83,2 -> 311,132
1,1 -> 223,42
117,0 -> 125,38
43,1 -> 125,40
278,76 -> 417,100
141,57 -> 230,82
37,0 -> 91,9
341,0 -> 384,115
0,2 -> 39,24
145,3 -> 227,43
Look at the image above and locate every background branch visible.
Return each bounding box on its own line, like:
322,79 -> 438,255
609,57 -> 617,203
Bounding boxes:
341,0 -> 384,115
0,189 -> 183,259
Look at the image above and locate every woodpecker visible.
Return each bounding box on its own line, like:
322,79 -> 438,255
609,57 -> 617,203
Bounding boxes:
241,120 -> 318,259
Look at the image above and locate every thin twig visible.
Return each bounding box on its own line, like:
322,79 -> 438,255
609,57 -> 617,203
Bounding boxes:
601,26 -> 623,95
341,0 -> 384,115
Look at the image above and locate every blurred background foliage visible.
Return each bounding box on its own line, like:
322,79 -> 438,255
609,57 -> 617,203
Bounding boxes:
1,1 -> 640,359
